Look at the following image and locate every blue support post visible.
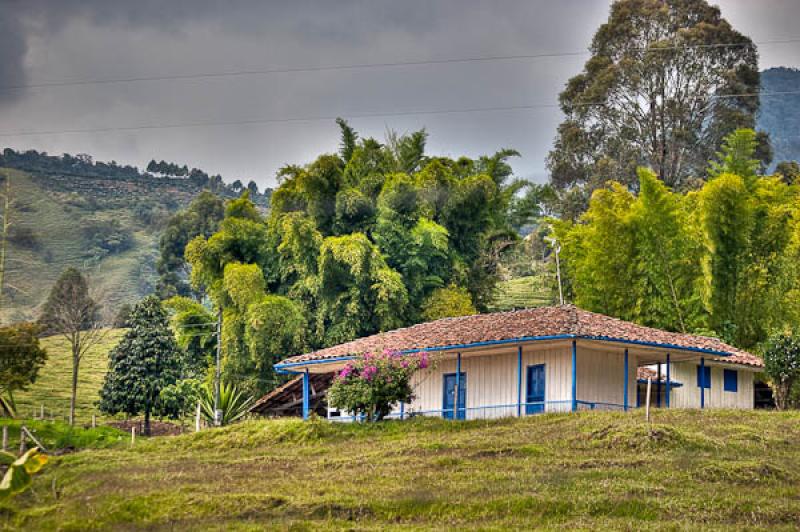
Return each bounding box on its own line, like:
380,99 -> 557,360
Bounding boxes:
665,353 -> 671,408
455,352 -> 462,419
302,369 -> 310,421
571,340 -> 577,412
400,401 -> 405,420
517,345 -> 523,417
700,357 -> 705,409
656,362 -> 662,408
623,348 -> 629,412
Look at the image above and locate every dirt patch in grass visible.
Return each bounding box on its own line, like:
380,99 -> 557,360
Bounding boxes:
107,419 -> 184,437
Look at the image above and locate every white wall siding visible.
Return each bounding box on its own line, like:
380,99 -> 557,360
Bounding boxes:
576,346 -> 637,409
401,342 -> 638,419
669,361 -> 755,409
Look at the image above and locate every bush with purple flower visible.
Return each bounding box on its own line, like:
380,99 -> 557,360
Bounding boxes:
327,349 -> 431,421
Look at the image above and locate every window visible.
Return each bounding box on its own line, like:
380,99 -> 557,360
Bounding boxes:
696,365 -> 711,389
723,369 -> 738,392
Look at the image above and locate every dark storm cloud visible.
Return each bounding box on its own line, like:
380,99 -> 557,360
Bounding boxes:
0,1 -> 797,186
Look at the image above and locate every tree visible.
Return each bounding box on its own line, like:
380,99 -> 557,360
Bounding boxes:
709,128 -> 761,184
113,303 -> 132,328
0,323 -> 47,417
38,268 -> 105,425
775,161 -> 800,185
422,286 -> 477,322
98,296 -> 182,435
762,330 -> 800,410
548,0 -> 763,198
157,191 -> 225,298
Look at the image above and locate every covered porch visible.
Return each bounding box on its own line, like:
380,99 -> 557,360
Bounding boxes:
277,337 -> 724,421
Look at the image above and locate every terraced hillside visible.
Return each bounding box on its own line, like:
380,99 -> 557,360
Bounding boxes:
0,168 -> 193,323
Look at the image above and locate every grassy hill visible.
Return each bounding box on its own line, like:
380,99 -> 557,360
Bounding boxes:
6,409 -> 800,529
0,166 -> 191,324
13,329 -> 123,424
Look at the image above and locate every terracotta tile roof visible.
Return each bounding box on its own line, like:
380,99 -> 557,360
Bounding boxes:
277,305 -> 762,368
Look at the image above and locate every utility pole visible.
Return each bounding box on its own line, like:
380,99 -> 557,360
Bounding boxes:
214,309 -> 222,426
545,234 -> 564,305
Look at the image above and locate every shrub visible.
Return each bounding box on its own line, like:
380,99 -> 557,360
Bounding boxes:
762,331 -> 800,410
327,350 -> 431,421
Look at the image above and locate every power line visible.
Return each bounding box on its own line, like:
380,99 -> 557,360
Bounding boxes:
2,38 -> 799,92
1,90 -> 799,139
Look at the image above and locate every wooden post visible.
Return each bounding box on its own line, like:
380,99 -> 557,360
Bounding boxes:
1,426 -> 7,452
92,414 -> 96,428
40,404 -> 44,419
195,402 -> 202,432
130,426 -> 136,447
645,377 -> 652,423
19,427 -> 27,453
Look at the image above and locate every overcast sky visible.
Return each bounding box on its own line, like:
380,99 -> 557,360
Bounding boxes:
1,0 -> 798,187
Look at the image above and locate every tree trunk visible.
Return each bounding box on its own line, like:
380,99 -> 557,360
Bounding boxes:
70,344 -> 80,426
144,409 -> 151,436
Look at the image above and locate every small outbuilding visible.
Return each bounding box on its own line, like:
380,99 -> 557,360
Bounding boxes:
269,305 -> 763,421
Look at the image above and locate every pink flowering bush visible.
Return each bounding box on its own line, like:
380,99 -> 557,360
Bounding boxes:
327,350 -> 431,421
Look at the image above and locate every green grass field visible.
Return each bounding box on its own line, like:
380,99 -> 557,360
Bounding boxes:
5,409 -> 799,529
13,329 -> 124,424
489,274 -> 553,312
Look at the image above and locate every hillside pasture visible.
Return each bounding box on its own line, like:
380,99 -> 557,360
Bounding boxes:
13,329 -> 124,424
6,409 -> 800,529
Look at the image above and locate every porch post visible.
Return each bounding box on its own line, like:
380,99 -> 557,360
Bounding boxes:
665,353 -> 671,408
400,401 -> 405,420
656,363 -> 662,408
700,357 -> 705,409
517,345 -> 523,417
571,340 -> 577,412
302,369 -> 310,421
455,352 -> 462,419
623,348 -> 629,412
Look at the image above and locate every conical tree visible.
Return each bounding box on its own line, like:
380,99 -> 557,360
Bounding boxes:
98,296 -> 181,435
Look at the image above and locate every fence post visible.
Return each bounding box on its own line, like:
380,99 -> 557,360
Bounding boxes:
40,404 -> 44,419
19,427 -> 27,454
195,402 -> 202,432
645,378 -> 652,423
1,426 -> 6,452
92,414 -> 96,428
130,426 -> 136,447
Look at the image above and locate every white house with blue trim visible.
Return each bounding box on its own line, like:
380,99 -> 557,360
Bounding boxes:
270,306 -> 763,420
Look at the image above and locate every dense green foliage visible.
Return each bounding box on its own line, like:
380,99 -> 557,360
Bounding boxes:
185,122 -> 533,395
556,129 -> 798,348
548,0 -> 763,205
156,191 -> 225,298
0,324 -> 47,416
762,331 -> 800,410
98,297 -> 181,435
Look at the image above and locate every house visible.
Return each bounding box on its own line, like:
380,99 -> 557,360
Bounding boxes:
270,305 -> 763,421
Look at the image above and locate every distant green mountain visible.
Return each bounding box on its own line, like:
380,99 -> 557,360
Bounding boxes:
0,149 -> 270,324
759,67 -> 800,168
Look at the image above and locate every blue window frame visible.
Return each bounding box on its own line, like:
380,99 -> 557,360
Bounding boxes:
525,364 -> 546,415
442,373 -> 466,420
696,365 -> 711,389
723,369 -> 738,392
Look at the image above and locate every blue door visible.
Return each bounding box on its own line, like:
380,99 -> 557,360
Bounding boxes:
526,364 -> 546,414
442,373 -> 466,420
